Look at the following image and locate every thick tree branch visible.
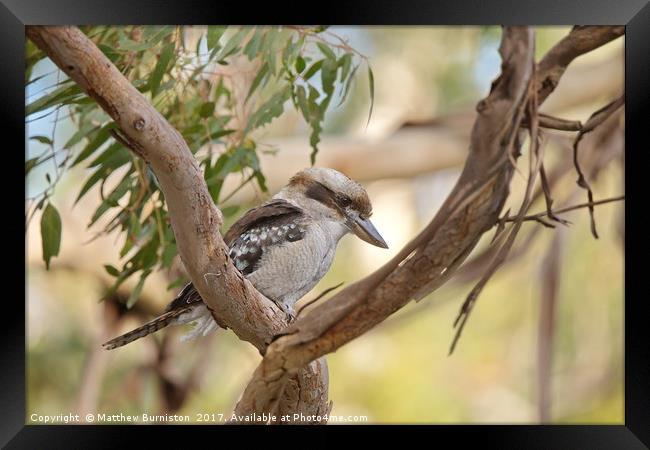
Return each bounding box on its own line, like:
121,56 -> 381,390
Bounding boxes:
26,26 -> 329,421
536,26 -> 624,104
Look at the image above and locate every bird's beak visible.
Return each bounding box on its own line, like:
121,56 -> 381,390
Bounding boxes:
349,215 -> 388,249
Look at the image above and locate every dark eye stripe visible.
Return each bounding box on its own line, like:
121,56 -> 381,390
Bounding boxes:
305,181 -> 340,210
305,180 -> 361,213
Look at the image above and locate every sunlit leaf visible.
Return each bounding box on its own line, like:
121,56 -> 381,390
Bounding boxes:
25,82 -> 81,117
214,27 -> 249,61
338,63 -> 359,106
338,53 -> 353,81
366,64 -> 375,129
149,42 -> 176,97
71,122 -> 116,167
207,26 -> 227,52
243,28 -> 264,60
317,42 -> 337,60
246,63 -> 269,102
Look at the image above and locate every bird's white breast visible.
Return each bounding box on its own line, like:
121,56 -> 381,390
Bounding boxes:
245,219 -> 347,310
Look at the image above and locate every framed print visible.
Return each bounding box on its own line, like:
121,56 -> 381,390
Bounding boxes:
6,0 -> 649,447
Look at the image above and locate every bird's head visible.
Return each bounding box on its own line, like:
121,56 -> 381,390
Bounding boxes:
278,167 -> 388,249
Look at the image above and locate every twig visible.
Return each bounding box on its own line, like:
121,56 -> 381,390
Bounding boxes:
503,195 -> 624,224
450,67 -> 542,355
523,113 -> 583,132
539,159 -> 571,226
571,95 -> 624,239
296,282 -> 345,317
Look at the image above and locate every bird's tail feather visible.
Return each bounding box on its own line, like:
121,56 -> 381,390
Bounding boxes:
102,306 -> 192,350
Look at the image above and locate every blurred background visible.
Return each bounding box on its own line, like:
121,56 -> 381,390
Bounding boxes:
26,26 -> 624,423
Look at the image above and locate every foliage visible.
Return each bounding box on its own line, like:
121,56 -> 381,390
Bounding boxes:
26,25 -> 371,303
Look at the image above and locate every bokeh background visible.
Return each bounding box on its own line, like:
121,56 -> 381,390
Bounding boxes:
26,26 -> 624,423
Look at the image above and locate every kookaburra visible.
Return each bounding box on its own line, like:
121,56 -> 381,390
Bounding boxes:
103,167 -> 387,350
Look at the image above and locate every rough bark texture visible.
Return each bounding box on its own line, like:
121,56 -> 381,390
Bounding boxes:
26,25 -> 624,423
26,25 -> 329,422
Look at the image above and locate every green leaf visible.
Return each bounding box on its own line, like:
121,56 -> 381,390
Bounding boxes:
209,129 -> 235,141
221,205 -> 240,217
243,28 -> 264,60
126,270 -> 151,309
303,60 -> 323,80
214,27 -> 249,61
199,102 -> 216,118
88,142 -> 129,169
40,203 -> 62,269
88,173 -> 133,226
104,264 -> 120,277
64,121 -> 96,149
261,28 -> 280,74
254,170 -> 268,192
149,42 -> 175,97
25,157 -> 39,175
295,55 -> 306,74
167,276 -> 187,291
97,44 -> 122,62
320,58 -> 338,96
207,26 -> 227,51
338,63 -> 359,106
245,85 -> 291,133
75,167 -> 107,205
366,64 -> 375,129
25,82 -> 81,117
30,135 -> 53,146
161,242 -> 177,268
71,123 -> 115,167
317,42 -> 337,60
246,63 -> 269,102
338,53 -> 353,81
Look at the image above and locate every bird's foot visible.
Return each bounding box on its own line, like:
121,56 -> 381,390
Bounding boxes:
276,302 -> 296,322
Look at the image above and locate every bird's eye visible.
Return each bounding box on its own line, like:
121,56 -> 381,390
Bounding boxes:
339,195 -> 352,207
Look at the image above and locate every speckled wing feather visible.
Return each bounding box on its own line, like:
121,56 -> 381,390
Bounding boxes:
225,199 -> 308,276
163,199 -> 308,313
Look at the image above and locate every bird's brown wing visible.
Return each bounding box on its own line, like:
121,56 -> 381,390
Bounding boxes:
225,199 -> 308,276
223,199 -> 304,245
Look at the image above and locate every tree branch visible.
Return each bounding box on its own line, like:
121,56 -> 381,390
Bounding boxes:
503,195 -> 624,224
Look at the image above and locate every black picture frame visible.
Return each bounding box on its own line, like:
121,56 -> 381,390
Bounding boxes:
7,0 -> 649,447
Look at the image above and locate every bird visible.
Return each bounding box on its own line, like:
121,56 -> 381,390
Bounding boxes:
102,167 -> 388,350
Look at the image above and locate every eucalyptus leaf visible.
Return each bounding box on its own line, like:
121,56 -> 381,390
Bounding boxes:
149,42 -> 175,97
40,203 -> 62,269
317,42 -> 337,60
